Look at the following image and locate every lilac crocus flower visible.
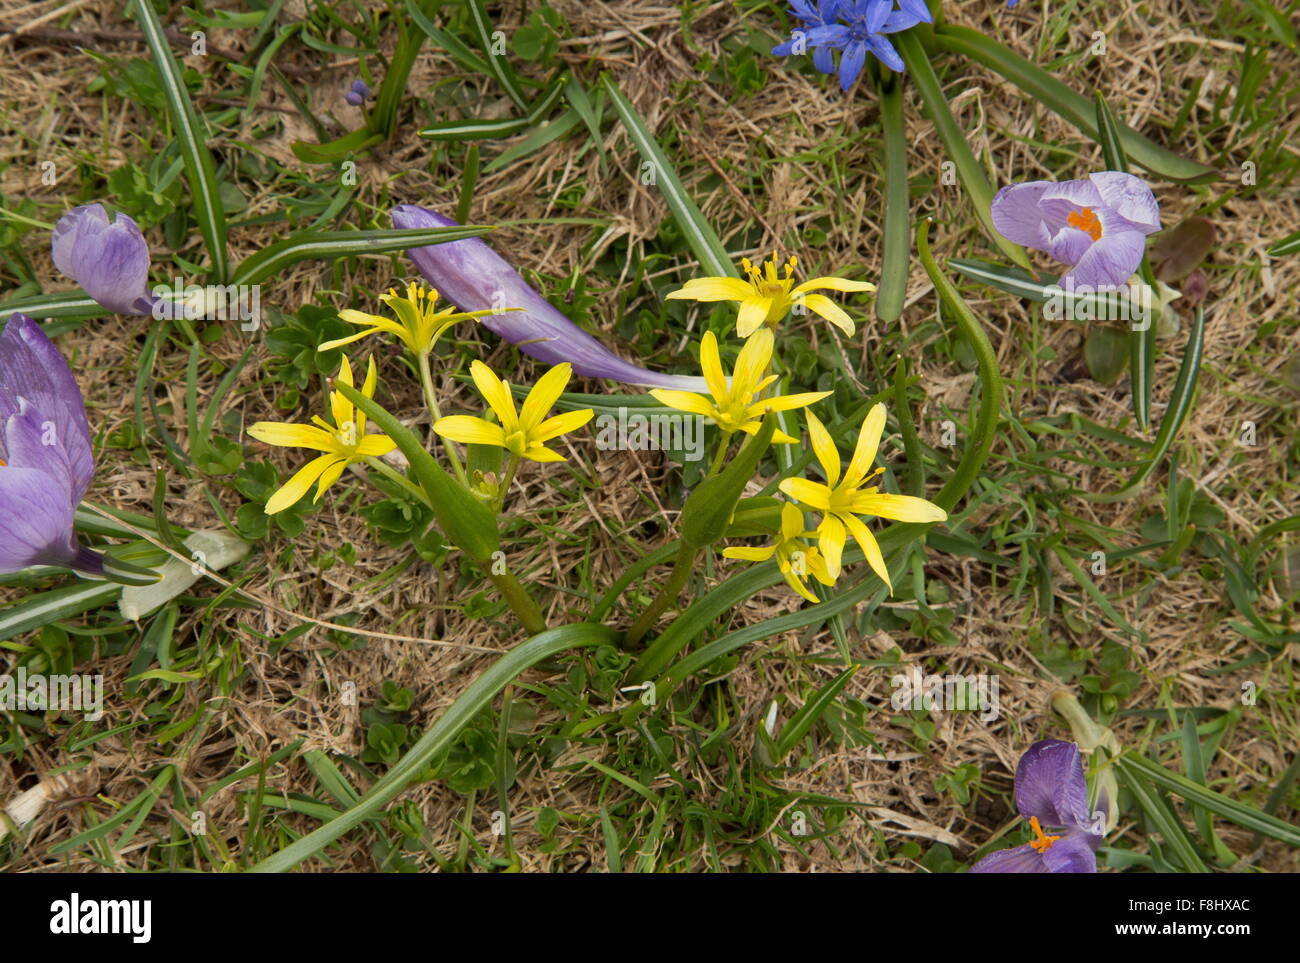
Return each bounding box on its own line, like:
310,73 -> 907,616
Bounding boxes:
970,740 -> 1104,873
991,171 -> 1161,289
392,204 -> 707,391
774,0 -> 927,90
51,204 -> 154,315
0,315 -> 102,575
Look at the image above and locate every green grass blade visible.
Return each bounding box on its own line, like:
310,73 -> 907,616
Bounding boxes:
877,75 -> 910,322
249,623 -> 618,872
132,0 -> 228,281
0,581 -> 122,641
228,226 -> 491,286
934,25 -> 1216,182
600,73 -> 733,278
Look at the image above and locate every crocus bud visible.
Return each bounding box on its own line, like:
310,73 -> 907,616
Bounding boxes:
391,204 -> 706,391
51,204 -> 155,315
0,314 -> 102,575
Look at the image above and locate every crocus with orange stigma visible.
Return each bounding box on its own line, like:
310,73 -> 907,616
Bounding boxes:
666,252 -> 875,338
779,404 -> 946,589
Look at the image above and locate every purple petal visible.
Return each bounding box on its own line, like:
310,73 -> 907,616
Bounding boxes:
50,204 -> 153,315
1089,171 -> 1161,234
1041,830 -> 1100,873
812,43 -> 837,73
864,0 -> 890,32
991,182 -> 1054,251
969,842 -> 1048,873
867,35 -> 905,73
391,205 -> 707,391
1060,229 -> 1146,288
1014,739 -> 1092,830
0,462 -> 78,571
1037,178 -> 1105,234
0,315 -> 94,501
893,0 -> 932,25
1046,225 -> 1095,267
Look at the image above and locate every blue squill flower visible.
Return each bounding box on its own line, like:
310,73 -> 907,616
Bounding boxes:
773,0 -> 928,90
391,205 -> 707,391
51,204 -> 154,315
970,740 -> 1105,873
0,314 -> 102,575
772,0 -> 843,75
345,79 -> 371,106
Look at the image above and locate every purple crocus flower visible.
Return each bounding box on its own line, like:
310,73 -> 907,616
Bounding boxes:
51,204 -> 154,315
392,204 -> 707,391
991,171 -> 1161,289
0,315 -> 102,575
970,740 -> 1104,873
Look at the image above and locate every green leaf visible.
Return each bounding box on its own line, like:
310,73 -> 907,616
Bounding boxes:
877,74 -> 910,323
331,381 -> 499,564
132,0 -> 228,280
249,623 -> 618,872
600,73 -> 733,279
0,581 -> 122,641
465,0 -> 530,110
774,666 -> 859,760
228,226 -> 491,286
1084,326 -> 1127,383
1268,228 -> 1300,257
0,292 -> 107,323
934,25 -> 1216,182
680,417 -> 776,548
896,32 -> 1031,270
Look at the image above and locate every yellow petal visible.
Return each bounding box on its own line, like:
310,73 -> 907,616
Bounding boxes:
803,293 -> 856,337
699,331 -> 728,404
649,389 -> 718,419
733,326 -> 774,399
534,408 -> 594,443
817,513 -> 846,580
355,433 -> 398,457
779,558 -> 820,604
748,390 -> 832,415
792,276 -> 876,295
471,360 -> 518,431
313,458 -> 349,501
841,512 -> 890,592
843,403 -> 887,488
735,298 -> 770,338
779,501 -> 805,541
520,363 -> 572,432
666,276 -> 755,302
318,329 -> 378,353
337,311 -> 407,339
434,415 -> 507,448
778,477 -> 833,511
248,422 -> 340,453
722,545 -> 776,562
331,356 -> 355,431
522,444 -> 567,463
804,409 -> 840,487
265,454 -> 339,514
853,491 -> 948,523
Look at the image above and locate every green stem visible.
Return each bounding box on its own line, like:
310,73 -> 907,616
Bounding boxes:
495,454 -> 521,512
488,568 -> 548,636
364,457 -> 431,508
418,351 -> 468,486
623,541 -> 699,649
707,436 -> 730,477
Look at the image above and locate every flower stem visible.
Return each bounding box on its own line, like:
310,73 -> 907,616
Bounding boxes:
365,457 -> 431,509
623,541 -> 698,649
495,454 -> 521,512
418,351 -> 468,486
488,568 -> 547,636
706,436 -> 730,477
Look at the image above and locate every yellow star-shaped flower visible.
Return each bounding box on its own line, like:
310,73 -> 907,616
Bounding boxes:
248,355 -> 397,514
779,404 -> 947,590
666,253 -> 876,338
434,361 -> 593,463
723,501 -> 836,603
649,328 -> 830,442
321,282 -> 511,356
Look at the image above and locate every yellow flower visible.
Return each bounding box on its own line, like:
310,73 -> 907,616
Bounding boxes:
778,404 -> 947,591
723,501 -> 835,603
321,282 -> 511,356
248,355 -> 397,514
666,253 -> 876,338
648,328 -> 829,442
434,361 -> 593,463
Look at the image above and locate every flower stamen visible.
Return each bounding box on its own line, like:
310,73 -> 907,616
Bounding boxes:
1067,207 -> 1104,242
1028,816 -> 1063,854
